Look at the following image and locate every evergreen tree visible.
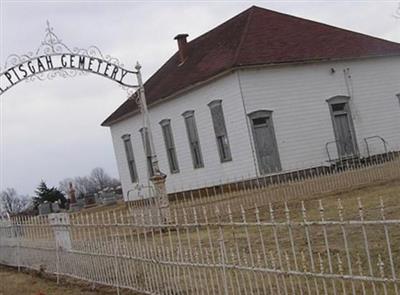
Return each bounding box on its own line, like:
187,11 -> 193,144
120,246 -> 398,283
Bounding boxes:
33,180 -> 67,209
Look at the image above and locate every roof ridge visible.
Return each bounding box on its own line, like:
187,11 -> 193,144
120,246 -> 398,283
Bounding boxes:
233,6 -> 255,66
251,6 -> 400,46
187,6 -> 254,45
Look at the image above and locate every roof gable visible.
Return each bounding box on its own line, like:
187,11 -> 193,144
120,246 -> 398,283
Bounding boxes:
102,6 -> 400,126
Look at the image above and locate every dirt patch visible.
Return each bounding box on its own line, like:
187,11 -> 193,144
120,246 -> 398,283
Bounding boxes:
0,265 -> 138,295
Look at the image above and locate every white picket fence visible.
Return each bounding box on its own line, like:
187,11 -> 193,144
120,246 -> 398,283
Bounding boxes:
0,154 -> 399,294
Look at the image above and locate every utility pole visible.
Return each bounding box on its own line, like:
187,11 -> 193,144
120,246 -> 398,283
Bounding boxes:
134,62 -> 170,223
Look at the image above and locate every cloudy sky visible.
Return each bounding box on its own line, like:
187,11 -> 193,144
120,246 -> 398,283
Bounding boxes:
0,0 -> 399,195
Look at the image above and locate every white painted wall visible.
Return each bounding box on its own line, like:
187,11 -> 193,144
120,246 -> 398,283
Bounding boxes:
110,74 -> 256,200
109,56 -> 400,200
239,56 -> 400,171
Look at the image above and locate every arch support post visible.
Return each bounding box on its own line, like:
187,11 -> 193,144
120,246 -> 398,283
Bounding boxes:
135,62 -> 170,224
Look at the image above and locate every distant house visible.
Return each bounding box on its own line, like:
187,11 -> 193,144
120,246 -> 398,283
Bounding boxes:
102,6 -> 400,201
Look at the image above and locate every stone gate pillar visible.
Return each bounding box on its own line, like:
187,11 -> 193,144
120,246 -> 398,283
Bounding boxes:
49,213 -> 71,250
151,174 -> 170,224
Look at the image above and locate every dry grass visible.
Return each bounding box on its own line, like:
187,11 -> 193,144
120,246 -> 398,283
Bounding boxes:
0,265 -> 140,295
59,179 -> 400,294
109,179 -> 400,294
5,160 -> 400,294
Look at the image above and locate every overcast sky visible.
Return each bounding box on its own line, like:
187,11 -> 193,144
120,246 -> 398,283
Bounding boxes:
0,0 -> 399,195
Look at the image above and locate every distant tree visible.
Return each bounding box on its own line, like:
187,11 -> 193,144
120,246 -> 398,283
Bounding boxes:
58,176 -> 95,199
58,178 -> 74,194
33,181 -> 67,209
74,176 -> 97,198
90,167 -> 120,190
59,168 -> 121,199
0,188 -> 31,215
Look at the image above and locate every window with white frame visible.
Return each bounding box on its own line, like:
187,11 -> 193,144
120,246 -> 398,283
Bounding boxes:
182,110 -> 204,168
159,119 -> 179,173
122,134 -> 138,183
208,99 -> 232,162
139,127 -> 155,178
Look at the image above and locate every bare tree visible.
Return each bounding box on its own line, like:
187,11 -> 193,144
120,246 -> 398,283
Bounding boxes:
0,188 -> 31,215
74,176 -> 97,198
89,167 -> 121,190
58,177 -> 74,194
73,176 -> 96,198
59,176 -> 96,198
90,167 -> 113,190
58,168 -> 121,198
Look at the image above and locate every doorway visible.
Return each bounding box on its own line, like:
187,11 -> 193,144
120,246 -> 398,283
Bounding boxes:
249,110 -> 281,175
327,96 -> 358,158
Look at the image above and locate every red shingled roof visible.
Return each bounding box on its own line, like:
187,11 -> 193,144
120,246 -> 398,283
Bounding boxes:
102,6 -> 400,126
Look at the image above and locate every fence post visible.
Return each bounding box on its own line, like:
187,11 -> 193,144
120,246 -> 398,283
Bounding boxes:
15,217 -> 21,272
112,211 -> 120,295
49,213 -> 72,282
55,239 -> 60,284
216,206 -> 229,295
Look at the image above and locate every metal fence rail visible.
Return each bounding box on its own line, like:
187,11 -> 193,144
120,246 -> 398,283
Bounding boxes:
143,153 -> 400,224
1,194 -> 400,294
1,154 -> 399,294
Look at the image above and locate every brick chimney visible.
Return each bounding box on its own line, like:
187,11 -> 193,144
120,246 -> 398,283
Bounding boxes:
174,34 -> 189,64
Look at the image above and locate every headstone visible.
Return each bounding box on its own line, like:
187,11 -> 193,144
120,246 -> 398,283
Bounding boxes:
84,194 -> 96,208
102,191 -> 117,206
38,203 -> 52,215
51,202 -> 60,213
76,198 -> 85,208
69,203 -> 80,212
94,193 -> 101,204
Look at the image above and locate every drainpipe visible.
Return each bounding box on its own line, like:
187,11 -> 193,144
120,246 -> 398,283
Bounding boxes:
343,67 -> 360,156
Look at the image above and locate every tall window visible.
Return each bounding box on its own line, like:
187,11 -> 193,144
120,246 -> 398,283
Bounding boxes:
208,100 -> 232,162
182,110 -> 204,168
139,127 -> 154,177
122,134 -> 138,183
159,119 -> 179,173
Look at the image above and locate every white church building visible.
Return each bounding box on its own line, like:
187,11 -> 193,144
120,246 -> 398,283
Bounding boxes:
102,6 -> 400,201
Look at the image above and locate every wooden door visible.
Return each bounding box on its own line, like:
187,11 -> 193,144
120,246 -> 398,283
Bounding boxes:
249,111 -> 281,174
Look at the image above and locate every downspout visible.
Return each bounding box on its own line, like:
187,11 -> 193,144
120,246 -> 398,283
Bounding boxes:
236,70 -> 259,179
344,67 -> 362,121
343,67 -> 360,155
343,69 -> 354,112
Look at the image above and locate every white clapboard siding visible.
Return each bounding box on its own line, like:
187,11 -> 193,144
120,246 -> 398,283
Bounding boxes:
240,56 -> 400,171
110,74 -> 256,200
110,56 -> 400,200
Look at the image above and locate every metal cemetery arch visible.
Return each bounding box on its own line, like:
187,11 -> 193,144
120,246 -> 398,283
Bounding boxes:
0,21 -> 140,96
0,22 -> 170,217
0,21 -> 157,171
0,21 -> 156,163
